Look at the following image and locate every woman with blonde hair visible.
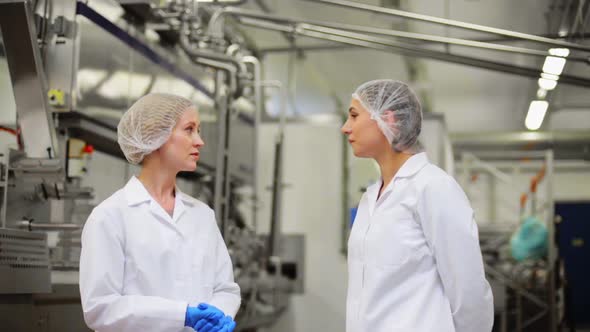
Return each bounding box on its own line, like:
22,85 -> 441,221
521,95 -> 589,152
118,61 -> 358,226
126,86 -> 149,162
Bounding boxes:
80,93 -> 240,332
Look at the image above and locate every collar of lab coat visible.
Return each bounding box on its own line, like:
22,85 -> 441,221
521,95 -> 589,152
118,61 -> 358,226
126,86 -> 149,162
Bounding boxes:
394,152 -> 429,179
366,152 -> 429,213
124,176 -> 194,206
123,176 -> 196,226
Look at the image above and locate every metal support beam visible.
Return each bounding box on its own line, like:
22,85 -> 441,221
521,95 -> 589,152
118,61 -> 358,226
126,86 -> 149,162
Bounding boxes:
0,0 -> 58,159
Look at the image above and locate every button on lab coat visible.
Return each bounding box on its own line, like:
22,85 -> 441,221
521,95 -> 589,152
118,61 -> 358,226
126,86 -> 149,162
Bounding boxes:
79,177 -> 241,332
347,153 -> 493,332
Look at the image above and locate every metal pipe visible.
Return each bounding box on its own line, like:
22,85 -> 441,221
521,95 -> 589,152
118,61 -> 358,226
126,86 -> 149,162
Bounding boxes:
180,15 -> 248,99
180,32 -> 246,72
193,57 -> 238,94
221,7 -> 589,62
299,0 -> 590,52
260,44 -> 358,54
156,9 -> 183,19
239,18 -> 590,88
16,221 -> 81,231
226,43 -> 241,57
300,24 -> 590,79
462,153 -> 513,184
208,7 -> 226,40
314,23 -> 588,63
241,56 -> 261,232
260,80 -> 287,256
546,149 -> 557,332
261,81 -> 288,135
179,20 -> 248,75
213,70 -> 229,235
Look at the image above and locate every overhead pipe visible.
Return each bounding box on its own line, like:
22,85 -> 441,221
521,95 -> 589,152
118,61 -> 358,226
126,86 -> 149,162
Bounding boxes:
179,30 -> 246,73
179,6 -> 248,76
213,7 -> 590,63
179,22 -> 249,97
237,18 -> 590,88
299,0 -> 590,53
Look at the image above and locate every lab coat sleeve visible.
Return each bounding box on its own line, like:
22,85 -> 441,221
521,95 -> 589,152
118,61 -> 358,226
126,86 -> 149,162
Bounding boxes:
79,210 -> 187,332
416,175 -> 494,332
208,213 -> 241,318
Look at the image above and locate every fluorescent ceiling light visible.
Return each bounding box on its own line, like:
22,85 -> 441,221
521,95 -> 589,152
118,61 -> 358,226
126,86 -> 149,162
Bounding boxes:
538,78 -> 557,90
536,88 -> 547,99
542,56 -> 566,76
525,100 -> 549,131
549,48 -> 570,57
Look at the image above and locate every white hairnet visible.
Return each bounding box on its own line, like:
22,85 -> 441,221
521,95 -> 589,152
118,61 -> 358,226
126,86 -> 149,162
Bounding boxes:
117,93 -> 196,164
352,79 -> 422,152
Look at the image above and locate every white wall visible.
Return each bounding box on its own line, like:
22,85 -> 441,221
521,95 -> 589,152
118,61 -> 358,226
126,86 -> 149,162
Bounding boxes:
257,122 -> 347,332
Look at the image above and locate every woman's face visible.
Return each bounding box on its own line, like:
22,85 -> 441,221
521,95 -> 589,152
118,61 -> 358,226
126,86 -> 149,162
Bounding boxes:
158,108 -> 204,172
341,98 -> 389,158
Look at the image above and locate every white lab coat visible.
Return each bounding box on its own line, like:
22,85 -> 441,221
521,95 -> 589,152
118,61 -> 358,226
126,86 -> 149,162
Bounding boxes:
79,176 -> 241,332
347,153 -> 493,332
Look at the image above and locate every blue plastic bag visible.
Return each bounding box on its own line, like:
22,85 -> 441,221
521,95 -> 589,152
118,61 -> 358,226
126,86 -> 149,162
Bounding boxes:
510,216 -> 548,261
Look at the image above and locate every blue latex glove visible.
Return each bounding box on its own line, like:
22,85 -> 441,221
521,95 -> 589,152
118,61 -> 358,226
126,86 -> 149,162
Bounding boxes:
185,303 -> 224,330
194,315 -> 234,332
201,315 -> 236,332
218,316 -> 236,332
